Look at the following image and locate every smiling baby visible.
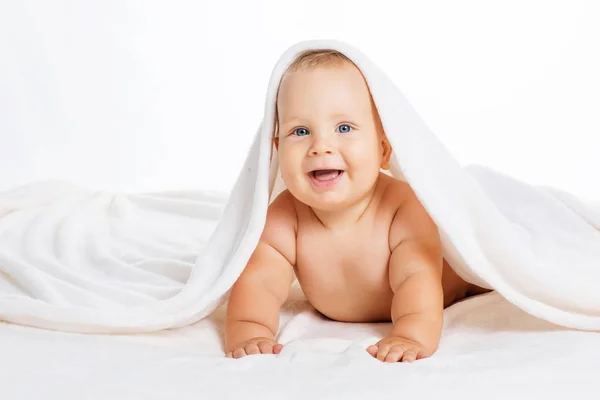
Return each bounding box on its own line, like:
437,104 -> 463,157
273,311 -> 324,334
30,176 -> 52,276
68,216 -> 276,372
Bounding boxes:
225,49 -> 489,363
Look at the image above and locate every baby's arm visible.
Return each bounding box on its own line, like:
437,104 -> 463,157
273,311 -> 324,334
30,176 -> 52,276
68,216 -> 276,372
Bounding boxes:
225,191 -> 296,358
368,189 -> 444,362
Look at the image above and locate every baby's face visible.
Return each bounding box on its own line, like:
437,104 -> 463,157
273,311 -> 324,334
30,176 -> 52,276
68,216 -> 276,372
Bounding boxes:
275,64 -> 390,211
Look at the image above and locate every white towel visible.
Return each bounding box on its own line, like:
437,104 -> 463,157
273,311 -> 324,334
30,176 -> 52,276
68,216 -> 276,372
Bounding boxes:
1,39 -> 599,333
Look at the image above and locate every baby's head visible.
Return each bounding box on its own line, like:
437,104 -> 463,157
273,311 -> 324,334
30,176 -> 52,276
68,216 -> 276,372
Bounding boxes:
273,49 -> 392,211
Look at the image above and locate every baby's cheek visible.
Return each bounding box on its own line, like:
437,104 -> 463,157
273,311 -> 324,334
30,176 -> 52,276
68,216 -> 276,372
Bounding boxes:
279,165 -> 307,197
279,168 -> 299,190
349,150 -> 381,174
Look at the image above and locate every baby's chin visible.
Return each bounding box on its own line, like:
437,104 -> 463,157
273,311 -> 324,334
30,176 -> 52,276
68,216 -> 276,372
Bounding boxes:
290,189 -> 354,212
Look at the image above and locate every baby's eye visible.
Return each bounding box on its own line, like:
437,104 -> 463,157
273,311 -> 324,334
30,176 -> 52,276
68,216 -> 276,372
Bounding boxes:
292,127 -> 309,137
336,124 -> 353,134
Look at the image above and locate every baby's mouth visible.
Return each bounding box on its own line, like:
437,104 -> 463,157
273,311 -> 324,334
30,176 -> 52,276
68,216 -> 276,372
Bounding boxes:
309,169 -> 344,182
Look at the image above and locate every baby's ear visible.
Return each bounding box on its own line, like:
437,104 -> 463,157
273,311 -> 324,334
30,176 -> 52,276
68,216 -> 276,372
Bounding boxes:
380,135 -> 392,170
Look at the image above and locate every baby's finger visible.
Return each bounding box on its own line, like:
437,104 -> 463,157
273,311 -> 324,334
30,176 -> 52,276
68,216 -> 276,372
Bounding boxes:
273,344 -> 284,354
366,345 -> 378,357
376,343 -> 395,361
257,341 -> 274,354
401,351 -> 417,363
384,349 -> 403,363
245,343 -> 261,355
226,352 -> 233,358
232,348 -> 247,359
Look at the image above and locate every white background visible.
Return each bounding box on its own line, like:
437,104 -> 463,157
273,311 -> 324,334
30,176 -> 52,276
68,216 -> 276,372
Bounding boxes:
1,0 -> 599,201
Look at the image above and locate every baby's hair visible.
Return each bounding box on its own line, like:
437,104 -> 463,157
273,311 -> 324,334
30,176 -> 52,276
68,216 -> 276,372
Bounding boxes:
286,49 -> 355,72
274,49 -> 356,139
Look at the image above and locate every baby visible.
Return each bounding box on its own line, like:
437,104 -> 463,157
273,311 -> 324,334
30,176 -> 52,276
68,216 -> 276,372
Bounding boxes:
225,49 -> 489,363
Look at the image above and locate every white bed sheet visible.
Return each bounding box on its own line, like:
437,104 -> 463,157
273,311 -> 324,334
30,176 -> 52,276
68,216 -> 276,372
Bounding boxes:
1,283 -> 599,399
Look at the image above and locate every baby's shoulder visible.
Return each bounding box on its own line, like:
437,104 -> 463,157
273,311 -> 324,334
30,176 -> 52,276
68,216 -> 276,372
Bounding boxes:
260,189 -> 298,264
379,174 -> 414,210
383,177 -> 439,247
266,189 -> 298,228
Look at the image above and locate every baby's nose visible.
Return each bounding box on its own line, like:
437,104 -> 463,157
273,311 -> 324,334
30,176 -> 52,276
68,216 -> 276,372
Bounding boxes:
310,147 -> 333,156
309,136 -> 335,156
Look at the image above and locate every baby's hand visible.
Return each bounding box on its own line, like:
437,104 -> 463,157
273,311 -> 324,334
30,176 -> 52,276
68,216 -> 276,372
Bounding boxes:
366,336 -> 428,363
226,337 -> 283,359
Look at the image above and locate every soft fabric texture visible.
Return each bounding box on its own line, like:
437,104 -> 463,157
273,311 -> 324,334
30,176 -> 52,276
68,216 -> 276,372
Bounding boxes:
2,287 -> 600,399
0,39 -> 599,334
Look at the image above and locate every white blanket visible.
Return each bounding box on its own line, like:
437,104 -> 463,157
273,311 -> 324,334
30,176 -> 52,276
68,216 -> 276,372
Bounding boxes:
1,39 -> 599,334
2,286 -> 600,399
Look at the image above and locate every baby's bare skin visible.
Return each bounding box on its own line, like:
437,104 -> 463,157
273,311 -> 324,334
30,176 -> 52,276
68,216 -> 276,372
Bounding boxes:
225,173 -> 489,361
294,173 -> 480,324
225,54 -> 490,362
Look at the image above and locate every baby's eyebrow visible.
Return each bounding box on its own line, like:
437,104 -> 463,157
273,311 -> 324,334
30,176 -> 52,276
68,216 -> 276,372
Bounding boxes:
329,113 -> 354,120
281,113 -> 354,125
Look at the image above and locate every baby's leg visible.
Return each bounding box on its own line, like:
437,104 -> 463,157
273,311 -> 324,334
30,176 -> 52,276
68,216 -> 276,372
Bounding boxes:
441,260 -> 491,308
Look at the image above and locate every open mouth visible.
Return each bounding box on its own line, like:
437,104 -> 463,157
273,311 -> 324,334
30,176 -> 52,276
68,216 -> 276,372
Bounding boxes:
308,169 -> 344,188
310,169 -> 343,181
